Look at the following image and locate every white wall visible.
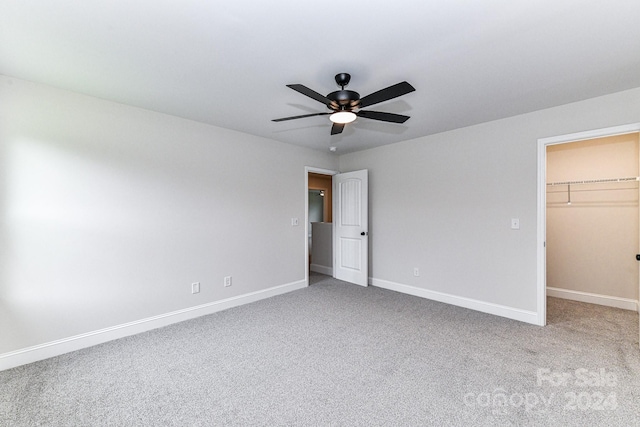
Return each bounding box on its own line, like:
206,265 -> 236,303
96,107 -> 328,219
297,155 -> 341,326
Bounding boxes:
310,222 -> 332,274
546,134 -> 639,301
0,76 -> 337,363
339,87 -> 640,321
308,191 -> 324,223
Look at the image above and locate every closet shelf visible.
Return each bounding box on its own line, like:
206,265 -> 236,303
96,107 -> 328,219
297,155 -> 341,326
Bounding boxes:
546,176 -> 639,186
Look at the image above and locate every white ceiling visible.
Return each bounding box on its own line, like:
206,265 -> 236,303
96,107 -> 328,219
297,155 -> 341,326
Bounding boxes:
2,1 -> 640,154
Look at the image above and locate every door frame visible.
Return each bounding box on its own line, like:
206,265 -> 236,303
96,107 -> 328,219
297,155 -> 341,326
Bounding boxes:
305,166 -> 338,285
536,123 -> 640,326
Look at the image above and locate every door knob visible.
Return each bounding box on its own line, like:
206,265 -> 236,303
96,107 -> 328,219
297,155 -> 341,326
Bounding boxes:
636,254 -> 640,261
361,231 -> 368,236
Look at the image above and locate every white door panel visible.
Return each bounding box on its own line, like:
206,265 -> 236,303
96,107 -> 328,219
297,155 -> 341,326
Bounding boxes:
334,169 -> 368,286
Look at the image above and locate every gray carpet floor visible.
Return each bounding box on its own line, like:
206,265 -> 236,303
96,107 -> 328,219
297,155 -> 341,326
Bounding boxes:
1,273 -> 639,426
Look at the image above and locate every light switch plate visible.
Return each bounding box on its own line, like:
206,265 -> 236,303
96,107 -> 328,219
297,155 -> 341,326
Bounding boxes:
511,218 -> 520,230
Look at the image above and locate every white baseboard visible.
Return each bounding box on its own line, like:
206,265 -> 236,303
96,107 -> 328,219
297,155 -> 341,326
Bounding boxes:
310,264 -> 333,275
371,278 -> 539,325
547,287 -> 639,312
0,280 -> 307,371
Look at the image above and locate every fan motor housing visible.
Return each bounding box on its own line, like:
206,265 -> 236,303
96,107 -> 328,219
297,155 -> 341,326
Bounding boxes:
327,90 -> 360,108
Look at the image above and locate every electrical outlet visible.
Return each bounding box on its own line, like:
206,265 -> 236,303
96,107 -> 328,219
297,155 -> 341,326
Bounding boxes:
413,268 -> 420,277
191,282 -> 200,294
224,276 -> 232,287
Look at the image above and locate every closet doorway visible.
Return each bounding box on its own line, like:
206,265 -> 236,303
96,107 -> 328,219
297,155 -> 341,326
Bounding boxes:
306,170 -> 335,278
546,132 -> 639,312
538,125 -> 640,339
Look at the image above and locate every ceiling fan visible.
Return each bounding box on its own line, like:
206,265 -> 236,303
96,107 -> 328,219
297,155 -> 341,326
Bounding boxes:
272,73 -> 416,135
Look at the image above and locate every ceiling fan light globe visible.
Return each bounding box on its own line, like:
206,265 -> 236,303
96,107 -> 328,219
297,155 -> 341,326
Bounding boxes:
330,111 -> 357,124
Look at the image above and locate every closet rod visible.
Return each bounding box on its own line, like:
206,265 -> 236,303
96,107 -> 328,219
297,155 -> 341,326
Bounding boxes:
546,176 -> 639,186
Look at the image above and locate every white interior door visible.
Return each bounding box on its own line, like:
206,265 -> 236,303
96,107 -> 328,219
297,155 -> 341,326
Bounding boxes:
333,169 -> 368,286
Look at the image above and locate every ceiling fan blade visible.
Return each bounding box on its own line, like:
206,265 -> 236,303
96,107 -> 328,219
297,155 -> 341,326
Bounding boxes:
272,112 -> 330,122
331,123 -> 345,135
358,81 -> 415,108
357,110 -> 410,123
287,84 -> 333,106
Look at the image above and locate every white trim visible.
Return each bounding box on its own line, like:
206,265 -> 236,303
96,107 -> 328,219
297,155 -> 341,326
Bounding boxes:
536,123 -> 640,327
547,287 -> 639,312
310,263 -> 333,275
539,123 -> 640,146
536,134 -> 548,326
0,279 -> 307,371
371,278 -> 539,325
306,167 -> 338,176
